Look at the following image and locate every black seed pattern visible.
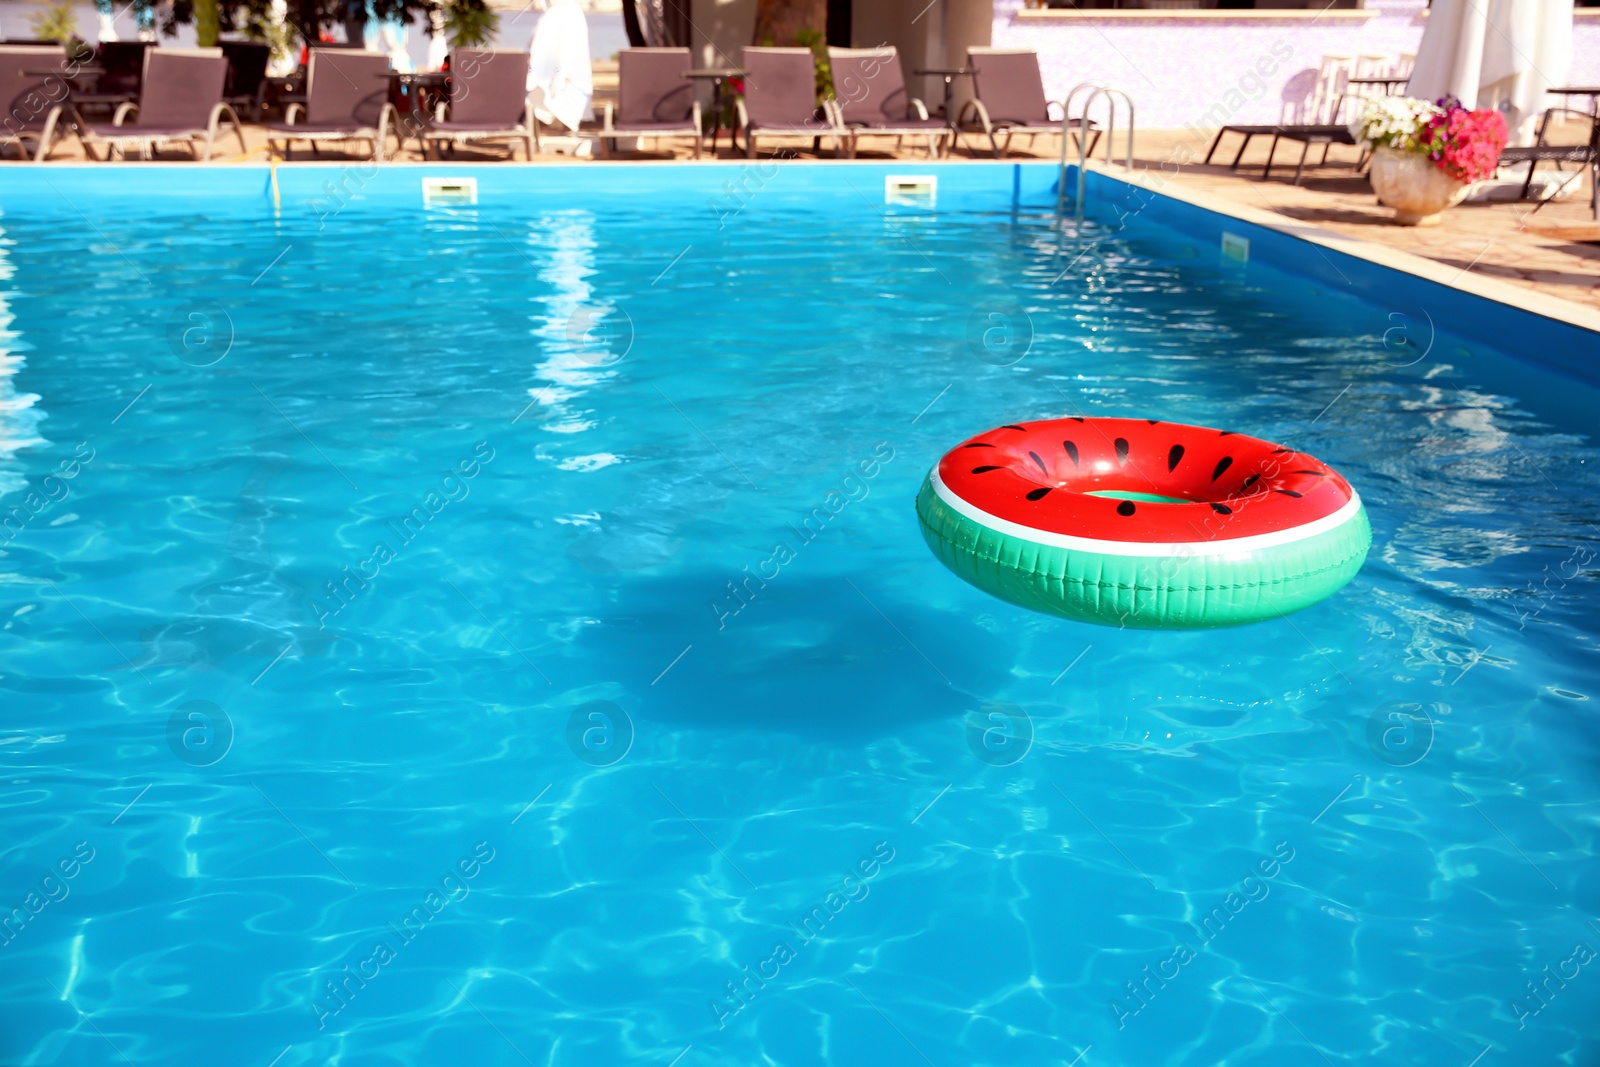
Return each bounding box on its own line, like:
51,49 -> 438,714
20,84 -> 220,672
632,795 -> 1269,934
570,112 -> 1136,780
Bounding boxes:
964,442 -> 996,449
1114,438 -> 1130,465
971,465 -> 1003,474
1069,416 -> 1085,423
1211,456 -> 1233,481
1116,500 -> 1136,516
1274,488 -> 1303,498
1271,448 -> 1292,454
1209,502 -> 1232,515
1219,431 -> 1236,437
1146,419 -> 1160,425
1063,441 -> 1080,466
1001,424 -> 1026,432
1292,469 -> 1326,476
1241,473 -> 1261,491
1026,487 -> 1052,501
1028,451 -> 1048,475
1167,444 -> 1185,472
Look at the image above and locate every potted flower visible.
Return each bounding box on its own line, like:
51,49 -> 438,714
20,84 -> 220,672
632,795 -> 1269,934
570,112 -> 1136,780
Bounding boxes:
1350,96 -> 1509,226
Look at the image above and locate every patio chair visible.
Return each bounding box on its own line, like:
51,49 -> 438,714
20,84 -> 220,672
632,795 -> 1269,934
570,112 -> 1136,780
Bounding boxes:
599,47 -> 700,158
420,49 -> 536,160
76,48 -> 247,161
1499,107 -> 1599,220
0,44 -> 70,161
826,46 -> 949,159
264,49 -> 397,162
71,41 -> 149,116
957,48 -> 1096,159
220,40 -> 271,122
738,46 -> 841,159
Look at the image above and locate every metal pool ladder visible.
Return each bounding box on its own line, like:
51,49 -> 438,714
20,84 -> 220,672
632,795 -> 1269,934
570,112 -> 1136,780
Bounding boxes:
1057,83 -> 1136,218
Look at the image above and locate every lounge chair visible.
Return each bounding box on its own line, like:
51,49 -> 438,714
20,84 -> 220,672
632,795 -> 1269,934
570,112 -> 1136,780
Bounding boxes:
420,49 -> 536,160
599,47 -> 700,158
219,40 -> 271,122
957,48 -> 1096,159
1499,108 -> 1598,220
0,44 -> 69,161
826,46 -> 948,159
1203,123 -> 1358,184
265,49 -> 397,162
738,46 -> 840,159
76,48 -> 247,161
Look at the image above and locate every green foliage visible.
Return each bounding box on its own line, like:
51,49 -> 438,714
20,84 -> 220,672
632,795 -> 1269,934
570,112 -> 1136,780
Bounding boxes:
207,0 -> 496,52
29,0 -> 79,44
793,26 -> 831,102
237,8 -> 297,66
442,0 -> 498,48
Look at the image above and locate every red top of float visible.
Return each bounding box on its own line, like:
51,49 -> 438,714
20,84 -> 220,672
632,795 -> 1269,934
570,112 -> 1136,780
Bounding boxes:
936,417 -> 1357,544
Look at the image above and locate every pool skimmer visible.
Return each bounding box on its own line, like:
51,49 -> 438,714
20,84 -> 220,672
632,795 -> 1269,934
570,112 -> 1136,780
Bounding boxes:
422,177 -> 479,206
885,175 -> 936,206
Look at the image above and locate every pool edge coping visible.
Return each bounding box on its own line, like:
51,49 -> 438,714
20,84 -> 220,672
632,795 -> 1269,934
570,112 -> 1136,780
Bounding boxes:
8,157 -> 1595,335
1080,160 -> 1600,337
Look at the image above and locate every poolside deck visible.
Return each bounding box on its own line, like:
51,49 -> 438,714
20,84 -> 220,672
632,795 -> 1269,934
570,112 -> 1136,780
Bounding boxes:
1126,128 -> 1600,320
16,117 -> 1597,321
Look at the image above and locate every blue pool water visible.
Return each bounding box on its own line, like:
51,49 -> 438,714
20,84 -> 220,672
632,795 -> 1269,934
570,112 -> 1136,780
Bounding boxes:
0,167 -> 1597,1067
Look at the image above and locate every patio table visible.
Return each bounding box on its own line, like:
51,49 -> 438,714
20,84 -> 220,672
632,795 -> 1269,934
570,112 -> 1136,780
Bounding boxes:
374,71 -> 450,152
912,67 -> 974,121
683,68 -> 745,153
23,66 -> 115,128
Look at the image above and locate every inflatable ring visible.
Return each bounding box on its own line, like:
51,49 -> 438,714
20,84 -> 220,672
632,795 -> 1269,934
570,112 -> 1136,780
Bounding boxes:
915,417 -> 1370,629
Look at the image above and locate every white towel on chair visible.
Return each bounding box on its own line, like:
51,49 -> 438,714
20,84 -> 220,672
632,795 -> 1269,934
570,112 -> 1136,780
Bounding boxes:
528,0 -> 593,132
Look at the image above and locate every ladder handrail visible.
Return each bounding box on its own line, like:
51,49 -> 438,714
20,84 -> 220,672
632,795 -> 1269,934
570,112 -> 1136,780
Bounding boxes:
1056,83 -> 1136,217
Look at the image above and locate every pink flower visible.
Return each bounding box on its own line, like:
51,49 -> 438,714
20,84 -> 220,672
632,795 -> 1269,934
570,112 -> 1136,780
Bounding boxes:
1420,101 -> 1508,184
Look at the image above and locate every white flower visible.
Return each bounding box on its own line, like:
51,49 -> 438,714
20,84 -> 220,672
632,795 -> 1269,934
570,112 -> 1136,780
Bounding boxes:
1350,95 -> 1442,152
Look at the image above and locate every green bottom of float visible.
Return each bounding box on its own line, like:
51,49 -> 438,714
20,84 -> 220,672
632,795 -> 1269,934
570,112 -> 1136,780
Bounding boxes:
915,478 -> 1371,629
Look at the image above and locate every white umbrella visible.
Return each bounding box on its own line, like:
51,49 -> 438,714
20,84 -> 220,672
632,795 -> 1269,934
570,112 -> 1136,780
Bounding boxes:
528,0 -> 593,132
1407,0 -> 1574,145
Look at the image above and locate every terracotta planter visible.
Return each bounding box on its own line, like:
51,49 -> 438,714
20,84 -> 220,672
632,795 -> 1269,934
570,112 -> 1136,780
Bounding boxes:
1369,145 -> 1469,226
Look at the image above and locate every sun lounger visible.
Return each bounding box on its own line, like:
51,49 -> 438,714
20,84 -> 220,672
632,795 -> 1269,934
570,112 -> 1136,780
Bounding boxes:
76,47 -> 246,161
827,46 -> 948,159
1204,123 -> 1357,184
265,49 -> 397,161
738,46 -> 840,159
599,47 -> 700,159
420,49 -> 536,160
958,48 -> 1096,159
0,45 -> 70,161
1499,108 -> 1598,219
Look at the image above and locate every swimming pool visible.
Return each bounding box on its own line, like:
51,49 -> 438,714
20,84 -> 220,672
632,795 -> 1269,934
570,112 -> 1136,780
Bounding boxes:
1,163 -> 1596,1066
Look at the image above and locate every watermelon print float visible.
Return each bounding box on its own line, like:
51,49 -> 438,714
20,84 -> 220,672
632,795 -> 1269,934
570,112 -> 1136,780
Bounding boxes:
915,417 -> 1370,629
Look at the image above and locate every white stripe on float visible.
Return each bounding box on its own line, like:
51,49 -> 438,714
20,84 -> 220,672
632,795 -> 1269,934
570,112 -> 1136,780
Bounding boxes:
927,467 -> 1363,559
